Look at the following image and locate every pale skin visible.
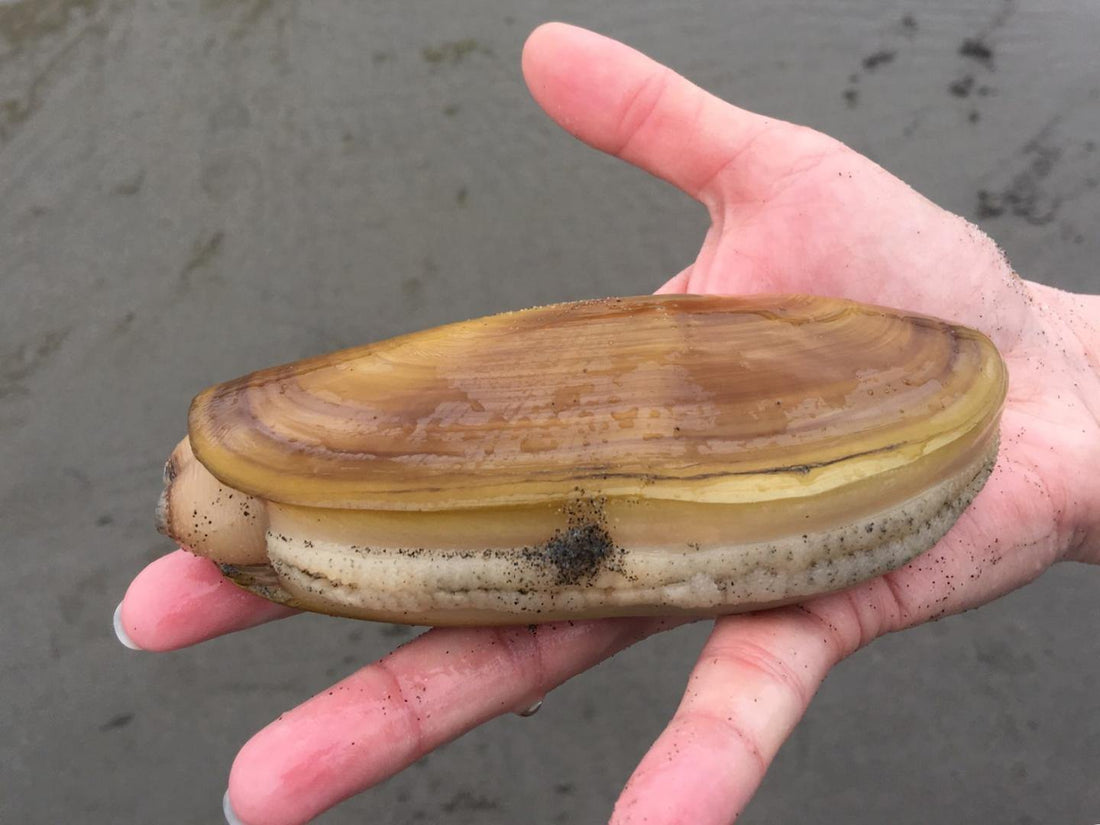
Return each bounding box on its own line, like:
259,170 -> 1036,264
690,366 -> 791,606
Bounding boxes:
118,23 -> 1100,825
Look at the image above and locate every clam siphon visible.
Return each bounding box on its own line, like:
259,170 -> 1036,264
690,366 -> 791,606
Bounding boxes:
156,294 -> 1007,625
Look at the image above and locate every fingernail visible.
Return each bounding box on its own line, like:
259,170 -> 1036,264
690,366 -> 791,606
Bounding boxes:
113,602 -> 143,650
515,698 -> 544,717
223,790 -> 248,825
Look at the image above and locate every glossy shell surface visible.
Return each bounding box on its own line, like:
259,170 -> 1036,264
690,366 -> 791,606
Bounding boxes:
157,294 -> 1007,625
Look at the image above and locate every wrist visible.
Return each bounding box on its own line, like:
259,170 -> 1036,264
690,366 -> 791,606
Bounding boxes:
1082,292 -> 1100,365
1054,287 -> 1100,563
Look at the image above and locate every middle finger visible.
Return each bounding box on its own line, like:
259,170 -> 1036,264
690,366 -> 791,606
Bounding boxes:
226,615 -> 688,825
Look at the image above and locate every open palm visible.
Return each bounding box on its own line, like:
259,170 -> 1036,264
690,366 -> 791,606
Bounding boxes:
119,23 -> 1099,825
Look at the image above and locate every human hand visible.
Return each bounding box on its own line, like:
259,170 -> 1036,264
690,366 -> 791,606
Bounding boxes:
117,22 -> 1100,825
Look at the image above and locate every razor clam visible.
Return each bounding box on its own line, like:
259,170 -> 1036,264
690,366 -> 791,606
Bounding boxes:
156,294 -> 1007,625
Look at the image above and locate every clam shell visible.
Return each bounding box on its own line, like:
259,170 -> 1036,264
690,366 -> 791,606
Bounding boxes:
157,294 -> 1006,625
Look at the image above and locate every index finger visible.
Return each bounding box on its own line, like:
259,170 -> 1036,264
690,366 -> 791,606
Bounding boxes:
117,550 -> 297,651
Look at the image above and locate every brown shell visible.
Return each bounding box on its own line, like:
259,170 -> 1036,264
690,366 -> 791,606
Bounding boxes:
159,294 -> 1007,624
188,294 -> 1005,511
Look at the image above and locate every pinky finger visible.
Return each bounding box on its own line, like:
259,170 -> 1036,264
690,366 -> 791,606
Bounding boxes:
117,549 -> 297,651
611,607 -> 839,824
